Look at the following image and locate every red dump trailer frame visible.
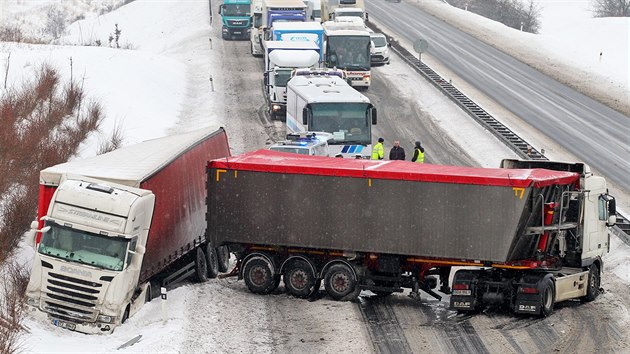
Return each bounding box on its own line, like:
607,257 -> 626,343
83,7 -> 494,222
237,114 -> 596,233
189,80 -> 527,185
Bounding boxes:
207,150 -> 616,316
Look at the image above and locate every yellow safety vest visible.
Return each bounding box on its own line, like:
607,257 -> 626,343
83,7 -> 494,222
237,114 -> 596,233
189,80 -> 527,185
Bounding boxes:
414,148 -> 425,163
371,142 -> 384,160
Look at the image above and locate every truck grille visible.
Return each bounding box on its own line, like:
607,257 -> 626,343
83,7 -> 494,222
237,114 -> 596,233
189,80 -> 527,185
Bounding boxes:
227,20 -> 247,27
42,272 -> 103,323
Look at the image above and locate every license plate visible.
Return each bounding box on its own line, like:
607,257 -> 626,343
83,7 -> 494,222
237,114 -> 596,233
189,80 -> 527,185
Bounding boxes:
53,319 -> 76,331
233,31 -> 242,34
452,289 -> 472,296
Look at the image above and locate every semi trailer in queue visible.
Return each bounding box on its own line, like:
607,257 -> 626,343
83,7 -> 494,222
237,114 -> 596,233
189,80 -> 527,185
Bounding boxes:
25,127 -> 231,334
207,151 -> 616,316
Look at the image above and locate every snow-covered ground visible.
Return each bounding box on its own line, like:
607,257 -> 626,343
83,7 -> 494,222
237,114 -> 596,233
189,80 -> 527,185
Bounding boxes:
1,0 -> 629,352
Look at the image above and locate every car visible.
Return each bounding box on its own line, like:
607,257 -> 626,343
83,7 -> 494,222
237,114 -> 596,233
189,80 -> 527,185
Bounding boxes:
370,32 -> 390,65
269,132 -> 332,156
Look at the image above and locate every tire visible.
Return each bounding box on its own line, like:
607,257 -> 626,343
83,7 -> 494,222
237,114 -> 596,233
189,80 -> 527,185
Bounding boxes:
121,305 -> 130,324
194,247 -> 209,283
145,281 -> 156,303
216,245 -> 230,273
206,243 -> 219,279
324,263 -> 357,301
583,264 -> 601,302
540,277 -> 555,317
283,259 -> 316,298
243,257 -> 276,294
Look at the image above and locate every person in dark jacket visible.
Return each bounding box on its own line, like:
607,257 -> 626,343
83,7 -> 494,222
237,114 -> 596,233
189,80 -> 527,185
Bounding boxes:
389,140 -> 405,160
411,141 -> 425,163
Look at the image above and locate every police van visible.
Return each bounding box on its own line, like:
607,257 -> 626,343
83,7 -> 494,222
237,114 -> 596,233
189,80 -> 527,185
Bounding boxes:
269,132 -> 332,156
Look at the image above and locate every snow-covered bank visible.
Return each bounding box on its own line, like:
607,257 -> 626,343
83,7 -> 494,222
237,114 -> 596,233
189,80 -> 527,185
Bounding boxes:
414,0 -> 629,116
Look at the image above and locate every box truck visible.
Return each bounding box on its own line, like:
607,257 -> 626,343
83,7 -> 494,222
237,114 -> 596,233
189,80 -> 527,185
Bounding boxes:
25,127 -> 231,334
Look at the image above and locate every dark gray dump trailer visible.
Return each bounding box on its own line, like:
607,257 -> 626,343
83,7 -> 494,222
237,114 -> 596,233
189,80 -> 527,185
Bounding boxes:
207,150 -> 616,316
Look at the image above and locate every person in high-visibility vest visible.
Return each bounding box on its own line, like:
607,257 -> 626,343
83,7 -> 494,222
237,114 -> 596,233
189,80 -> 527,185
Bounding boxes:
371,138 -> 384,160
411,141 -> 425,163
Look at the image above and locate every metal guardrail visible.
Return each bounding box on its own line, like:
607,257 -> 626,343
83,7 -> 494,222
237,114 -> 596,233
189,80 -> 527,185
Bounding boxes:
365,21 -> 630,243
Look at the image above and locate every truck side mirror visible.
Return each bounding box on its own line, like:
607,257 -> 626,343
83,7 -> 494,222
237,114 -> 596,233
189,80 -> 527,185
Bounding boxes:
218,5 -> 223,15
263,72 -> 268,86
365,13 -> 369,22
371,107 -> 377,125
302,107 -> 308,125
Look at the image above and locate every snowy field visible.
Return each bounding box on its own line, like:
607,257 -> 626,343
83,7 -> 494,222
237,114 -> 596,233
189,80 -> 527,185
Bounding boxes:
1,0 -> 628,352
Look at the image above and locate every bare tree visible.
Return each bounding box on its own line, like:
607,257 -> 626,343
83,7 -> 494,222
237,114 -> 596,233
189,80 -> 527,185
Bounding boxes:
592,0 -> 630,17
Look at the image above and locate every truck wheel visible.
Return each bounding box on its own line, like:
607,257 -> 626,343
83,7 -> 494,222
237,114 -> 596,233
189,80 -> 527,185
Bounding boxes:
195,247 -> 209,282
244,258 -> 276,294
324,264 -> 357,301
283,260 -> 316,298
205,244 -> 219,279
216,245 -> 230,273
583,264 -> 601,302
121,305 -> 130,324
540,278 -> 555,317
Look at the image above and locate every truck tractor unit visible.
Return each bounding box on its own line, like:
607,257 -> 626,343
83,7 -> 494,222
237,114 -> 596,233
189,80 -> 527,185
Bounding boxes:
252,0 -> 307,55
321,0 -> 365,22
286,73 -> 377,158
219,0 -> 252,40
25,127 -> 232,334
263,43 -> 321,120
306,0 -> 321,21
207,152 -> 616,317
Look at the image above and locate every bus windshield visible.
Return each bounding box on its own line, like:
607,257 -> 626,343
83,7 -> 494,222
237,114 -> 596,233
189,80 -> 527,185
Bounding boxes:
309,103 -> 370,145
326,36 -> 371,70
224,4 -> 250,16
38,223 -> 131,272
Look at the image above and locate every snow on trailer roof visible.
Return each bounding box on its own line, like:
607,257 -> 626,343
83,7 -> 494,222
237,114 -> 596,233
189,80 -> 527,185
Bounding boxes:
209,149 -> 580,188
41,126 -> 226,187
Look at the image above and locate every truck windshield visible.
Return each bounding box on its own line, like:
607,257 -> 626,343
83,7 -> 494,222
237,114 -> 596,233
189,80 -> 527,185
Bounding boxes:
326,36 -> 371,70
275,69 -> 293,87
224,4 -> 250,16
309,102 -> 370,145
38,223 -> 129,272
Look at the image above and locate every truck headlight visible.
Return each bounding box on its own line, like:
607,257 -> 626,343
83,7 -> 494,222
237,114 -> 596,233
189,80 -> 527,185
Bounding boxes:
26,297 -> 39,307
97,314 -> 114,323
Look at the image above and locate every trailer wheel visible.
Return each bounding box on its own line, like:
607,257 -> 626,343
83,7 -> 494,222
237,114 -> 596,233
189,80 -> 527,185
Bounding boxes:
283,260 -> 316,298
583,264 -> 601,302
216,245 -> 230,273
194,247 -> 209,282
540,278 -> 555,317
244,258 -> 276,294
324,264 -> 357,301
205,244 -> 219,279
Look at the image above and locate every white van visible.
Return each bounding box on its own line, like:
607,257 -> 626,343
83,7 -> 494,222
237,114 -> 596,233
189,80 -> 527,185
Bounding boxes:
370,32 -> 390,65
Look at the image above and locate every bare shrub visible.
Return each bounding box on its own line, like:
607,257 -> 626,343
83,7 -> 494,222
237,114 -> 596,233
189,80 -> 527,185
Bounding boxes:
0,260 -> 30,354
592,0 -> 630,16
97,121 -> 125,155
0,64 -> 104,264
44,7 -> 67,39
0,26 -> 45,44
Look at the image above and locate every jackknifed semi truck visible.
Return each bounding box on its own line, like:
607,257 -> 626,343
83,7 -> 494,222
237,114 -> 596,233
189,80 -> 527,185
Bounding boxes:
207,150 -> 616,316
25,127 -> 231,334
